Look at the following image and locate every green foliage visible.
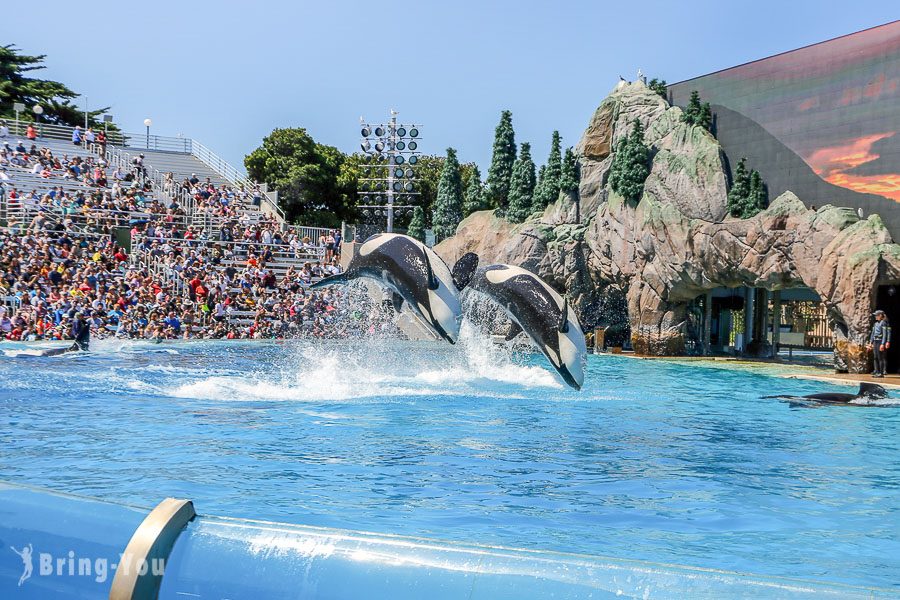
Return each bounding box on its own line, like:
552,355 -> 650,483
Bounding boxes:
463,165 -> 488,217
432,148 -> 465,242
413,154 -> 478,226
560,147 -> 579,193
532,130 -> 563,211
647,78 -> 668,99
0,44 -> 112,129
506,142 -> 537,223
608,119 -> 650,204
681,89 -> 712,132
485,110 -> 516,212
244,128 -> 356,226
406,206 -> 426,242
727,158 -> 768,218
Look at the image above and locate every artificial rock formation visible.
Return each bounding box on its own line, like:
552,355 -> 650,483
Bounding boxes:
435,81 -> 900,372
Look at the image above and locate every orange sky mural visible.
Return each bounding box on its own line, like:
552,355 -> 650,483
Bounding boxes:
805,133 -> 900,201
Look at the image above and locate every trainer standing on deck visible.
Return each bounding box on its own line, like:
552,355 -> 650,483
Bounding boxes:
869,310 -> 891,378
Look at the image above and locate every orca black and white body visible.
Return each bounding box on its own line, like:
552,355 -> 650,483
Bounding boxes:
36,318 -> 90,357
311,233 -> 462,344
764,382 -> 890,407
454,256 -> 587,390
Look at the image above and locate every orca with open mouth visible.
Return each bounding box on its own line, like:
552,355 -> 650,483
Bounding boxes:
311,233 -> 463,344
763,382 -> 892,407
452,253 -> 587,390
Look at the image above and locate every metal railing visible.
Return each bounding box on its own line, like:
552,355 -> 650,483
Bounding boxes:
2,295 -> 20,318
2,119 -> 286,223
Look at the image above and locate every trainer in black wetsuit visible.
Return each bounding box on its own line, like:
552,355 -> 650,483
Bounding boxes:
870,310 -> 892,378
71,312 -> 90,352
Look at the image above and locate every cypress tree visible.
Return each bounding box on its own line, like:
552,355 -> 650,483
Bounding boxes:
407,206 -> 426,242
559,147 -> 579,194
432,147 -> 464,242
727,158 -> 751,218
545,130 -> 562,194
698,101 -> 712,132
682,90 -> 702,125
506,142 -> 537,223
608,119 -> 651,204
532,164 -> 551,213
747,169 -> 768,215
462,165 -> 488,216
485,110 -> 516,212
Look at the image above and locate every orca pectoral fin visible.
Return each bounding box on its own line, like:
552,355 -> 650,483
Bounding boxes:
558,297 -> 570,333
504,321 -> 523,342
309,272 -> 349,289
421,247 -> 439,290
452,252 -> 479,290
391,292 -> 404,313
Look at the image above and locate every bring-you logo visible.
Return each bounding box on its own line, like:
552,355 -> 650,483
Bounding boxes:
8,544 -> 165,587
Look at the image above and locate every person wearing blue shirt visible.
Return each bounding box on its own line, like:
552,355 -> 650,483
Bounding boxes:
163,311 -> 181,333
870,310 -> 892,378
72,126 -> 82,146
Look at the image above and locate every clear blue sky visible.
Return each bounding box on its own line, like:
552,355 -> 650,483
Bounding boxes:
4,1 -> 896,173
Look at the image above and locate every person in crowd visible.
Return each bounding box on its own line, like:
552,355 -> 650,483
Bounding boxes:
72,126 -> 82,146
26,124 -> 37,141
870,310 -> 892,378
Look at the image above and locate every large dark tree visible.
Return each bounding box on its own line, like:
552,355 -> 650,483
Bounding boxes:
432,148 -> 464,242
647,78 -> 668,99
506,142 -> 537,223
485,110 -> 516,212
532,130 -> 562,211
406,206 -> 426,242
681,89 -> 712,132
410,154 -> 478,226
0,44 -> 111,128
560,147 -> 582,222
245,128 -> 356,226
727,157 -> 768,218
462,165 -> 487,217
609,119 -> 650,204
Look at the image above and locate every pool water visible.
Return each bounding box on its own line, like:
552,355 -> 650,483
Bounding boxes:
1,332 -> 899,590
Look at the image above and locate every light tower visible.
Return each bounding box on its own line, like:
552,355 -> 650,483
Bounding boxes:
357,110 -> 421,233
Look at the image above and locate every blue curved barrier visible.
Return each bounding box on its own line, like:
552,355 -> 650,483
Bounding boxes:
2,482 -> 898,599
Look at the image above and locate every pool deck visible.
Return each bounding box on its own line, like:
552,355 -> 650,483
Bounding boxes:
613,353 -> 900,389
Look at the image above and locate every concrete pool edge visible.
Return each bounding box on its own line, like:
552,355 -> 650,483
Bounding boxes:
2,480 -> 898,599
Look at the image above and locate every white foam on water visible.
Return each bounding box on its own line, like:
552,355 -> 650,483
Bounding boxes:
163,323 -> 560,403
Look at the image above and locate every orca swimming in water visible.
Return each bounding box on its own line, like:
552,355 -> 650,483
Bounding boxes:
452,253 -> 587,390
311,233 -> 463,344
763,382 -> 891,407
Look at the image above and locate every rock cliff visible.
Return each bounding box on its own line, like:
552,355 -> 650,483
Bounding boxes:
435,81 -> 900,372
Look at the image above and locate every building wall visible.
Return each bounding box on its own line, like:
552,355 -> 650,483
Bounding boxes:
669,21 -> 900,239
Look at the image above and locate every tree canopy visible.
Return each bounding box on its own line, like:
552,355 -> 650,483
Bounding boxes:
727,158 -> 768,218
0,44 -> 111,128
406,206 -> 426,242
506,142 -> 537,223
432,148 -> 465,242
244,128 -> 357,226
647,78 -> 668,99
681,90 -> 712,132
463,165 -> 488,217
609,119 -> 651,204
485,110 -> 516,212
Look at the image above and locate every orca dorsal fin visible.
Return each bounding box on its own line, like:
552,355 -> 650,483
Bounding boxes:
452,252 -> 480,291
558,297 -> 570,333
859,382 -> 888,398
421,246 -> 439,290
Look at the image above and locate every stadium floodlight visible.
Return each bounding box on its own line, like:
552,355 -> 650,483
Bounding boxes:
144,118 -> 153,149
356,110 -> 422,232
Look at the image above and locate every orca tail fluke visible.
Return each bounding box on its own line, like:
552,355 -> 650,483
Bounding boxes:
452,252 -> 479,291
309,273 -> 350,289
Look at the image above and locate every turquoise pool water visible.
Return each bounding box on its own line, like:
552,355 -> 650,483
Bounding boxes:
1,333 -> 898,590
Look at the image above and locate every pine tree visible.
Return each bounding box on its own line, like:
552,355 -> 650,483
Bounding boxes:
407,206 -> 426,242
647,78 -> 668,99
462,165 -> 488,216
698,101 -> 712,132
608,119 -> 651,204
559,147 -> 579,194
432,147 -> 464,242
682,90 -> 702,125
747,169 -> 768,215
485,110 -> 516,212
545,131 -> 562,194
532,164 -> 550,213
506,142 -> 537,223
727,158 -> 751,218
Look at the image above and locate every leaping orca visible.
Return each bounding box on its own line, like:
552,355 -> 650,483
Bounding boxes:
452,253 -> 587,390
311,233 -> 463,344
763,382 -> 891,407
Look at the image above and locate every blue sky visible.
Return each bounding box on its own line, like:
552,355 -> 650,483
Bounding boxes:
3,1 -> 896,173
